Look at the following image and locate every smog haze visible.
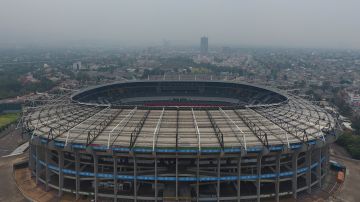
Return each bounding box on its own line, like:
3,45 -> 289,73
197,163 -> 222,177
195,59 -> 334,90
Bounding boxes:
1,0 -> 359,49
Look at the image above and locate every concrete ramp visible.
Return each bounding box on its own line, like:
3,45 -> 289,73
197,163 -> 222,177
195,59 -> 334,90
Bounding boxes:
2,142 -> 29,158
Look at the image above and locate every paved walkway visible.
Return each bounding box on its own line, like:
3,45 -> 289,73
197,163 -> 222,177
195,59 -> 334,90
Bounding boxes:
2,142 -> 29,157
0,154 -> 27,202
0,127 -> 27,156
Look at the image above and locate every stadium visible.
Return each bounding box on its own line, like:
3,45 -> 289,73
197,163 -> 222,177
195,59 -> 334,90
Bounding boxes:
23,80 -> 341,201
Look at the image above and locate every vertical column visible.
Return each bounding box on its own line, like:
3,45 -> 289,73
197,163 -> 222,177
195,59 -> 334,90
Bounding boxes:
113,157 -> 118,202
291,152 -> 298,199
176,156 -> 178,200
217,157 -> 221,202
29,144 -> 35,175
58,150 -> 64,197
316,148 -> 322,188
75,152 -> 80,200
196,156 -> 200,202
256,154 -> 262,202
155,155 -> 158,201
28,143 -> 32,171
324,145 -> 330,176
133,155 -> 137,202
237,157 -> 241,202
35,145 -> 40,185
45,148 -> 50,191
306,149 -> 312,194
93,154 -> 98,202
275,153 -> 280,202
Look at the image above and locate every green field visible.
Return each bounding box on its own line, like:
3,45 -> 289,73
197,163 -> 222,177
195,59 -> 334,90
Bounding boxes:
0,112 -> 20,129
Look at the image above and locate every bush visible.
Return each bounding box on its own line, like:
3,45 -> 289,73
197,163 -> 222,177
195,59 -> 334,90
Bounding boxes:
351,115 -> 360,135
336,131 -> 360,159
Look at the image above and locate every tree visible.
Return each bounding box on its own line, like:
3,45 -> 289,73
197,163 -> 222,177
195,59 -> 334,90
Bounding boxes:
337,131 -> 360,159
333,92 -> 352,117
282,74 -> 288,81
321,81 -> 331,92
351,115 -> 360,135
76,72 -> 91,82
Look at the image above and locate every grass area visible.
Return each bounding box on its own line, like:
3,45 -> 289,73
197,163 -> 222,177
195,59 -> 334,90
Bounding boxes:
336,130 -> 360,159
191,67 -> 211,74
0,112 -> 20,129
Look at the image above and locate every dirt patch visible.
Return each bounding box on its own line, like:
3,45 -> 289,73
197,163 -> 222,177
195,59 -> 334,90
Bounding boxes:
14,167 -> 89,202
330,144 -> 360,202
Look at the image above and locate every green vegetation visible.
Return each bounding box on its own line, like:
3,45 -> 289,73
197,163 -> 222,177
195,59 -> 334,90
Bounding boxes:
332,92 -> 353,118
351,115 -> 360,135
336,131 -> 360,159
191,67 -> 211,74
140,56 -> 249,79
0,65 -> 55,99
0,112 -> 20,132
75,71 -> 91,82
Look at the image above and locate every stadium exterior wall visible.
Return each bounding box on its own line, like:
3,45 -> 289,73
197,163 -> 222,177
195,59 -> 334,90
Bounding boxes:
28,135 -> 335,202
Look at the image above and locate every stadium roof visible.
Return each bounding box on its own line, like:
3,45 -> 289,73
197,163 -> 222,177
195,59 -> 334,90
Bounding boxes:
23,81 -> 338,152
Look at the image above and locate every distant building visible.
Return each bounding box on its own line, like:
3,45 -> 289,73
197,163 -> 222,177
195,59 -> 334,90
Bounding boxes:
19,73 -> 39,84
346,91 -> 360,107
222,46 -> 232,54
200,36 -> 208,55
73,61 -> 82,70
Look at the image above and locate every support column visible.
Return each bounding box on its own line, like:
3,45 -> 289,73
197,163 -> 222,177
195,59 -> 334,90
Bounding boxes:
291,152 -> 298,199
93,154 -> 98,202
256,154 -> 262,202
133,155 -> 137,202
176,156 -> 178,200
275,153 -> 280,202
237,157 -> 241,202
58,150 -> 64,197
45,148 -> 50,191
114,157 -> 117,202
316,148 -> 322,188
306,149 -> 312,194
217,157 -> 221,202
196,156 -> 200,202
28,143 -> 32,171
75,152 -> 80,200
35,145 -> 40,185
155,155 -> 158,201
324,145 -> 330,176
29,144 -> 35,175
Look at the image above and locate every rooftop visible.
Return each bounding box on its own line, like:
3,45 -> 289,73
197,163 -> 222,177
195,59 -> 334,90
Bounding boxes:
24,81 -> 337,151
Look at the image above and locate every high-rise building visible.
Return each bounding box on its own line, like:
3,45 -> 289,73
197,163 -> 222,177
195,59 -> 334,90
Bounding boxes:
200,36 -> 208,55
72,61 -> 82,70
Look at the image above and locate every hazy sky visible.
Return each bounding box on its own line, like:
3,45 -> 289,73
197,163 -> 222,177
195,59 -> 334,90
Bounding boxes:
1,0 -> 360,49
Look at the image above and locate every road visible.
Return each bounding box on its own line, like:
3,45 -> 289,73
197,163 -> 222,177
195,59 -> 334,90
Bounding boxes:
0,154 -> 27,202
330,144 -> 360,202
